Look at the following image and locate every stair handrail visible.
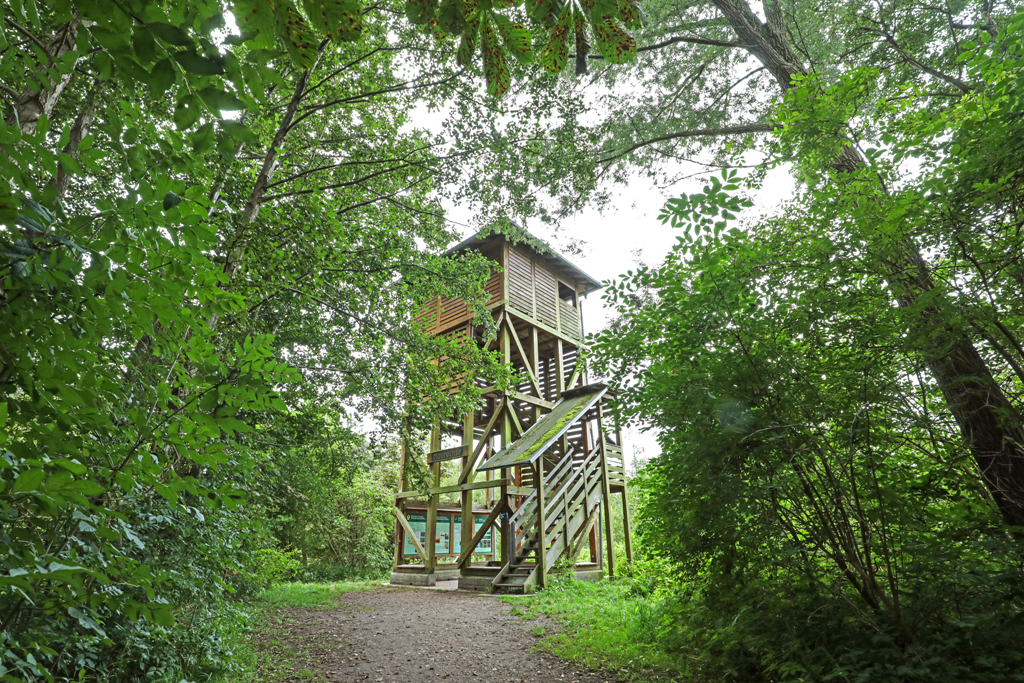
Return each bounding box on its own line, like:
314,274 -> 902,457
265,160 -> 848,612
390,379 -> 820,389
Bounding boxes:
508,445 -> 576,527
544,447 -> 600,519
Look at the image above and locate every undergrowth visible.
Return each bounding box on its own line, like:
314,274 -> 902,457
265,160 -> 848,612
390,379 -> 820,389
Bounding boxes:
502,576 -> 687,682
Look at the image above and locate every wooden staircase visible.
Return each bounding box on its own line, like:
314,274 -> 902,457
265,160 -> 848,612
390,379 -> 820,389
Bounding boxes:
491,443 -> 606,594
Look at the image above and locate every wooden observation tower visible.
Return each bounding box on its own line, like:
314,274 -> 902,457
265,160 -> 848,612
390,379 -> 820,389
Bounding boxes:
390,230 -> 634,592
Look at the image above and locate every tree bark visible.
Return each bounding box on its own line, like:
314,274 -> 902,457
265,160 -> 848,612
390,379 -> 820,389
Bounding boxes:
51,79 -> 100,201
4,17 -> 82,136
709,0 -> 1024,528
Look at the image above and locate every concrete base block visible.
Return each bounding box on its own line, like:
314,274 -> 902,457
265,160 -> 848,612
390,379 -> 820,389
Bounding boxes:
390,569 -> 460,587
457,574 -> 496,591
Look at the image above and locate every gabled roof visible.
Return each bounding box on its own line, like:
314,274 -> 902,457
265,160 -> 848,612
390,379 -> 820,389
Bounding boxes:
445,226 -> 603,296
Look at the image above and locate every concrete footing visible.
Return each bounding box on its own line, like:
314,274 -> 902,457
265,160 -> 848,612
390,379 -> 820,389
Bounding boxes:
389,569 -> 460,587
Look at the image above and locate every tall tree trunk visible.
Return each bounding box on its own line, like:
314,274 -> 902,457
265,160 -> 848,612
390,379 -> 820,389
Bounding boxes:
710,0 -> 1024,528
51,79 -> 100,201
224,68 -> 313,277
4,17 -> 81,135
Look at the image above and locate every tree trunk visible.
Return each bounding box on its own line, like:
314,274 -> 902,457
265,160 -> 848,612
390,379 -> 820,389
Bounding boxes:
4,18 -> 82,136
51,79 -> 100,201
710,0 -> 1024,528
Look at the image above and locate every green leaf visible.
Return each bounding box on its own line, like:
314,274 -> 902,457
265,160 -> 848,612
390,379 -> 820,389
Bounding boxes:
538,5 -> 571,73
198,87 -> 246,112
163,191 -> 183,210
148,58 -> 177,92
479,15 -> 511,98
493,14 -> 532,64
233,0 -> 279,49
132,27 -> 157,64
222,120 -> 260,145
322,0 -> 363,41
174,50 -> 225,75
192,122 -> 216,154
405,0 -> 439,26
275,1 -> 319,69
13,469 -> 45,494
200,13 -> 227,34
593,18 -> 635,63
173,95 -> 202,129
147,21 -> 194,47
437,0 -> 469,35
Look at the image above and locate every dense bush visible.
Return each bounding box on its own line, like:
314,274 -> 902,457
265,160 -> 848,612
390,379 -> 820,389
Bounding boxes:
595,17 -> 1024,683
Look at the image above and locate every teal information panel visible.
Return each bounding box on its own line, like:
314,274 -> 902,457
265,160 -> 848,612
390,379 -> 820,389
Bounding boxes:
435,514 -> 451,555
452,515 -> 462,556
474,515 -> 493,553
403,513 -> 427,556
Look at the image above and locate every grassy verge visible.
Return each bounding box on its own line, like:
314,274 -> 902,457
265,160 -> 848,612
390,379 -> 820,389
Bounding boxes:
501,578 -> 687,682
222,579 -> 383,682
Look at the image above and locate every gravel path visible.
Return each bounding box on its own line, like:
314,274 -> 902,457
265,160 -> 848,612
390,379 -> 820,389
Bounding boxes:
264,586 -> 618,683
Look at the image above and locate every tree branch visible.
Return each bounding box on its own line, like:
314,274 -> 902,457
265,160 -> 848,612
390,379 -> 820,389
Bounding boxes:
572,34 -> 745,61
599,123 -> 778,164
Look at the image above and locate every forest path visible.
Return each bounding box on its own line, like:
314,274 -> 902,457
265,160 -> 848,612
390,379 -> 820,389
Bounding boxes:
259,585 -> 617,683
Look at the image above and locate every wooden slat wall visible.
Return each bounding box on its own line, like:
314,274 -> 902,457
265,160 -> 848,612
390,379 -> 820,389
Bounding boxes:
559,299 -> 580,339
535,267 -> 558,328
438,295 -> 468,330
508,247 -> 534,317
485,270 -> 502,305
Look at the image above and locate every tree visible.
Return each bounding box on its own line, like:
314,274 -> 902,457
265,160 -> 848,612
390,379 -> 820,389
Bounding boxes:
592,24 -> 1024,677
552,0 -> 1024,528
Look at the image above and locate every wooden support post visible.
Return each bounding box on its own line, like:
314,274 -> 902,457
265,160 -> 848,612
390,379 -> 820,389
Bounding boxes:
614,407 -> 634,566
597,403 -> 616,578
461,412 -> 474,566
499,322 -> 511,565
426,425 -> 441,573
536,457 -> 547,588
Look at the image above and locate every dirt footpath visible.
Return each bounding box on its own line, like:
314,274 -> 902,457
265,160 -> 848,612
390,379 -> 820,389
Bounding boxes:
271,586 -> 617,683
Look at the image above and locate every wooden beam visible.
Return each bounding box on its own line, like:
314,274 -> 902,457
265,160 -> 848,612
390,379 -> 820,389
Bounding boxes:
455,500 -> 507,568
567,358 -> 584,390
459,398 -> 503,484
597,403 -> 616,578
506,317 -> 543,397
507,403 -> 525,437
392,506 -> 428,562
511,390 -> 555,410
536,458 -> 547,589
505,307 -> 582,348
395,478 -> 511,500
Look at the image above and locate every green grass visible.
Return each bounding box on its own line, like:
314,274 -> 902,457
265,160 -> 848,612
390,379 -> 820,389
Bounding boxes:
502,578 -> 687,682
254,579 -> 382,610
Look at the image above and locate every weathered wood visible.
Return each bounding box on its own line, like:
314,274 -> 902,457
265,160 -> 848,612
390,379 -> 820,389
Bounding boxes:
459,398 -> 503,484
392,506 -> 428,562
428,445 -> 469,464
536,458 -> 547,589
506,317 -> 543,396
455,500 -> 506,568
510,391 -> 555,410
597,403 -> 616,578
426,427 -> 441,573
395,478 -> 511,500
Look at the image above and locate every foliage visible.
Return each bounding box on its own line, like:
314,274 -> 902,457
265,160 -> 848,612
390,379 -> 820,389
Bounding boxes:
0,0 -> 574,679
503,577 -> 683,681
592,19 -> 1024,682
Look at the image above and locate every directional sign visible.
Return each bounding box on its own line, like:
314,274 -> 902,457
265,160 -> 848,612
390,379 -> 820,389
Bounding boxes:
427,445 -> 469,464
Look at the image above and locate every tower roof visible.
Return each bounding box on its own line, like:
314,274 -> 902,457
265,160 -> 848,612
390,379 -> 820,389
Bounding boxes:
445,227 -> 603,296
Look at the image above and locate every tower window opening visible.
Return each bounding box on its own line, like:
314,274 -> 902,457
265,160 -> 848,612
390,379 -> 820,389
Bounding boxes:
559,282 -> 577,307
